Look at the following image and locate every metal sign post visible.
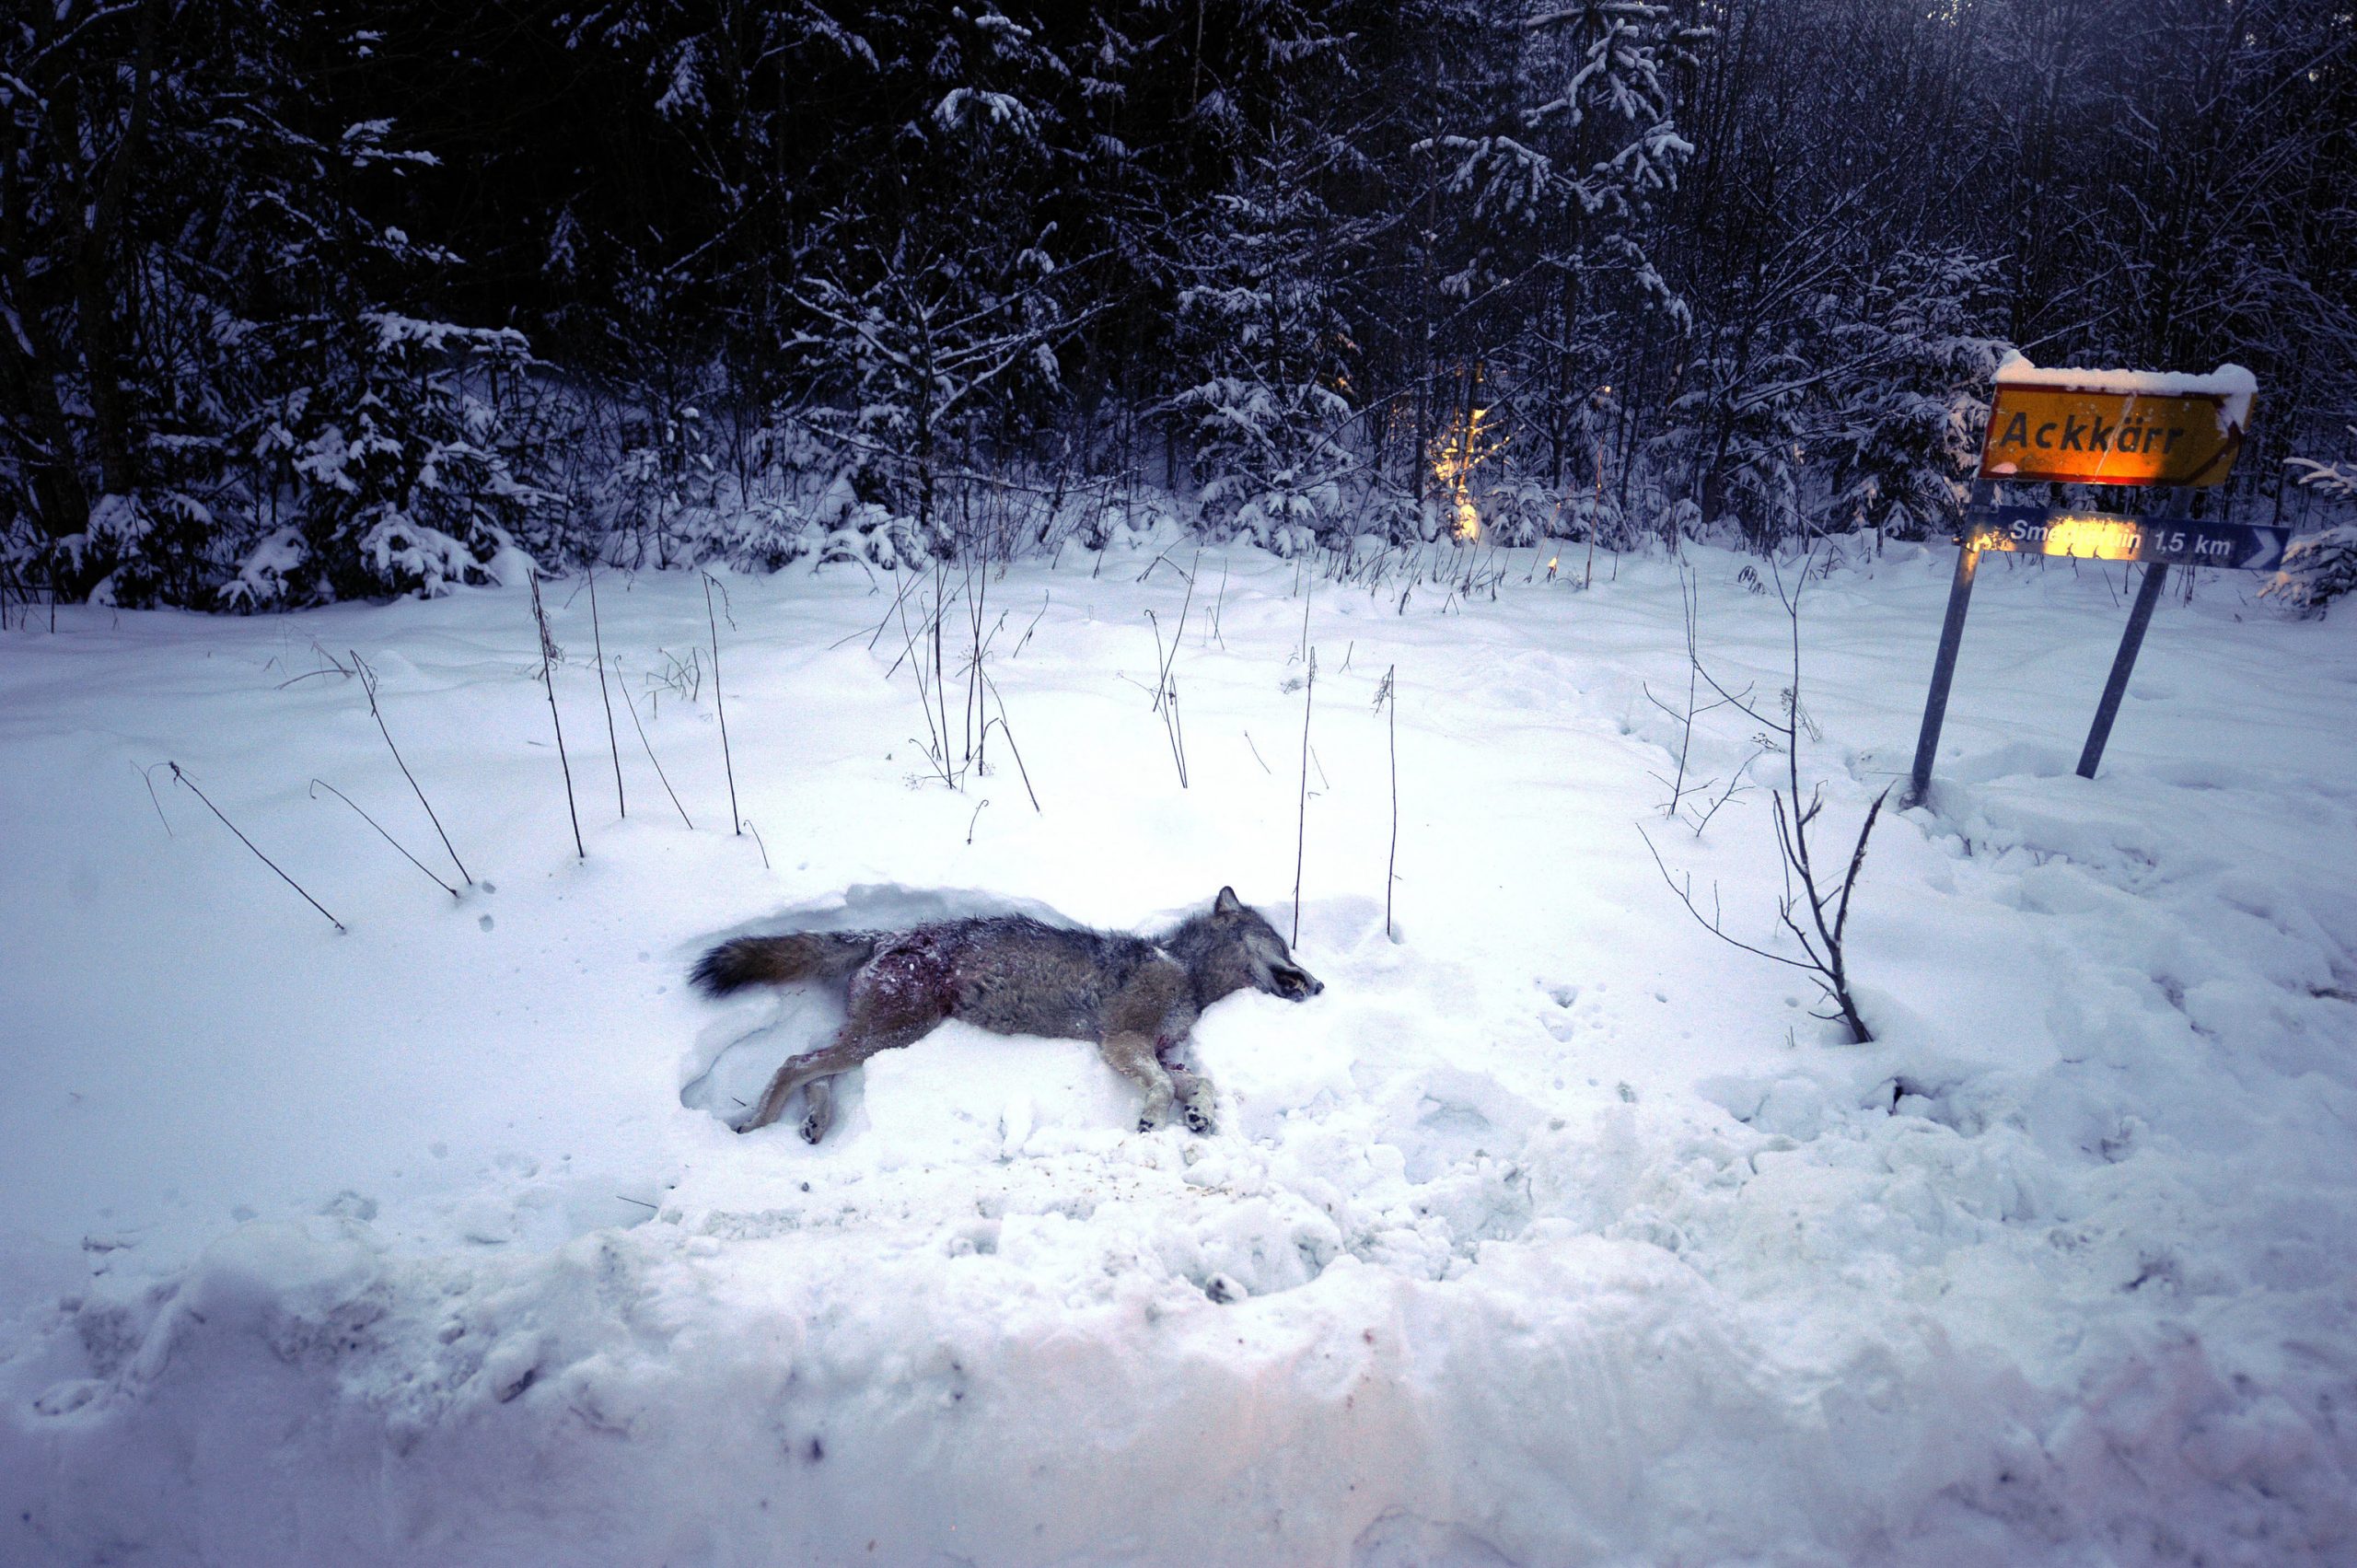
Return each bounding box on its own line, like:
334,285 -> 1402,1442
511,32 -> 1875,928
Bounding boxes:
2078,561 -> 2169,779
1901,358 -> 2261,807
1905,496 -> 1985,808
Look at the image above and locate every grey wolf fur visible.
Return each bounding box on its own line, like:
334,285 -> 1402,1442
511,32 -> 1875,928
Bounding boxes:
692,888 -> 1323,1143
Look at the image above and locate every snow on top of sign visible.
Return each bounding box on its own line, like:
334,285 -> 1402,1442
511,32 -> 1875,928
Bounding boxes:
1995,352 -> 2256,425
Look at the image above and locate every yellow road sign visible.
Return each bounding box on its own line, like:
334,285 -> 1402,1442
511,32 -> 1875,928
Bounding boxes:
1978,369 -> 2253,488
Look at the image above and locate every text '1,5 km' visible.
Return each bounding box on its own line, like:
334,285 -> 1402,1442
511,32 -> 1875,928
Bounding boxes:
1904,355 -> 2264,807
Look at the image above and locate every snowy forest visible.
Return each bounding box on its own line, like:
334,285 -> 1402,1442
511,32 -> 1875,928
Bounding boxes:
6,0 -> 2355,610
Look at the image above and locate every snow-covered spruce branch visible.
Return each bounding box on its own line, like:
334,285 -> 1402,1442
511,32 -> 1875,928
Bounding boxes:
2287,440 -> 2357,501
2264,436 -> 2357,611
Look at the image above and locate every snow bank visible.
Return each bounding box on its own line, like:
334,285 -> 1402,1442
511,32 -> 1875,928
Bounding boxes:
3,541 -> 2353,1564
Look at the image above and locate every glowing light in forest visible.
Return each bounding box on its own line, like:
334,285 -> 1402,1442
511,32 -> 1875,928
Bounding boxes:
1433,403 -> 1505,543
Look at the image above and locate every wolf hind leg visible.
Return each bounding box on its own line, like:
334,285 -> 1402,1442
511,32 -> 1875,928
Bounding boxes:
1167,1068 -> 1217,1134
799,1074 -> 836,1144
1097,1031 -> 1179,1132
741,952 -> 951,1139
739,1016 -> 934,1139
739,1036 -> 856,1135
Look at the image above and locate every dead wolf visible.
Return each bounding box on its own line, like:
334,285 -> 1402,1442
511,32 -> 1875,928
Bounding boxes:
692,888 -> 1323,1143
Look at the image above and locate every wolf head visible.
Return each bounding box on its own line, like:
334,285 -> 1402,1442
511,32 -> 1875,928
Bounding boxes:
1204,886 -> 1323,1002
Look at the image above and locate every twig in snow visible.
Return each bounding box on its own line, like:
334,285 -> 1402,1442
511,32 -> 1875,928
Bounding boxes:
617,661 -> 692,829
889,573 -> 948,777
528,574 -> 586,859
1641,551 -> 1885,1042
743,818 -> 771,869
587,563 -> 624,819
966,798 -> 990,844
1376,667 -> 1399,940
134,761 -> 174,837
1295,563 -> 1314,666
853,566 -> 924,654
1145,606 -> 1190,788
960,557 -> 988,767
1168,676 -> 1189,789
1013,591 -> 1050,658
353,650 -> 472,885
1244,729 -> 1272,774
1291,647 -> 1316,946
1149,559 -> 1197,712
931,560 -> 952,780
1689,747 -> 1766,837
309,779 -> 460,898
170,762 -> 344,933
1134,546 -> 1193,586
979,671 -> 1041,812
274,645 -> 355,690
703,572 -> 741,835
1649,560 -> 1710,820
1145,609 -> 1168,710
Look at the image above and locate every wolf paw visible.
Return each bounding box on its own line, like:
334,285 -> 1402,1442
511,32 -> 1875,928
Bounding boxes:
1136,1116 -> 1158,1134
1183,1105 -> 1215,1135
800,1113 -> 830,1144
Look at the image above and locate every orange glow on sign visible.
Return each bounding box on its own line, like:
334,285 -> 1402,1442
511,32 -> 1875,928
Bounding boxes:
1979,385 -> 2247,487
1970,513 -> 2144,561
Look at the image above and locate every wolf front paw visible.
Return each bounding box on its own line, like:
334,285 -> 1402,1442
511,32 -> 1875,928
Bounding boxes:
799,1110 -> 831,1144
1183,1105 -> 1215,1135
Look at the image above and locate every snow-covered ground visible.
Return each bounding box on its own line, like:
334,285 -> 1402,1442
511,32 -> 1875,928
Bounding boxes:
3,538 -> 2352,1566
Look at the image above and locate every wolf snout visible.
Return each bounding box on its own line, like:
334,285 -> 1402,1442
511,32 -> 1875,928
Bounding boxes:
1275,966 -> 1323,1000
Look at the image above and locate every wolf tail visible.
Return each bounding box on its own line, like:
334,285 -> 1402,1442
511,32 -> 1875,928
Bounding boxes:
691,931 -> 879,996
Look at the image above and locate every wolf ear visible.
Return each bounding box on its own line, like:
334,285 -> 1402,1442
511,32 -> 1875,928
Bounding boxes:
1214,886 -> 1244,916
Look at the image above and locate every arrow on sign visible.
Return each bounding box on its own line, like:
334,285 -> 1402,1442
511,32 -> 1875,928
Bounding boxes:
2238,528 -> 2290,573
